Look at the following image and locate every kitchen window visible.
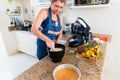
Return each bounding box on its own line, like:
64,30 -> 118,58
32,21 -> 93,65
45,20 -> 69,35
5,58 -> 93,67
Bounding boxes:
71,0 -> 110,8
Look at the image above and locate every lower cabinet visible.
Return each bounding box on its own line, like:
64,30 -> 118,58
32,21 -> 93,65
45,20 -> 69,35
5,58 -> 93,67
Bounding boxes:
15,31 -> 37,57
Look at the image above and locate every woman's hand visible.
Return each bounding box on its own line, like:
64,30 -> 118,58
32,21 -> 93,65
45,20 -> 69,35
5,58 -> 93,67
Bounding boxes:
56,40 -> 61,44
46,39 -> 55,49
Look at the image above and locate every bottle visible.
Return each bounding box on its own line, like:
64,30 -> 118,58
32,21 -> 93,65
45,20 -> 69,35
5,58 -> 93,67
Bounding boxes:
62,26 -> 66,35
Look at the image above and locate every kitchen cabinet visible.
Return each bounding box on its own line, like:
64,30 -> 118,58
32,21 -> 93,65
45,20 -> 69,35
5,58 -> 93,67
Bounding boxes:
71,0 -> 110,8
29,35 -> 37,56
14,31 -> 37,56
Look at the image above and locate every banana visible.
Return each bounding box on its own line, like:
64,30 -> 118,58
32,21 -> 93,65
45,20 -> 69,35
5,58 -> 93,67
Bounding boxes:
85,50 -> 91,57
81,52 -> 86,57
90,52 -> 96,57
96,44 -> 101,54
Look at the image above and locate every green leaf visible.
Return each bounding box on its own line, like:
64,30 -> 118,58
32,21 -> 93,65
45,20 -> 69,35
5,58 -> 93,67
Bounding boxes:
98,51 -> 104,59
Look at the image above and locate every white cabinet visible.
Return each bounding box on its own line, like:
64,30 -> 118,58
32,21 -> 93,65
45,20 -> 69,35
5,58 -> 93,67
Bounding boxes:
30,0 -> 50,6
29,35 -> 37,56
15,32 -> 29,53
15,31 -> 37,56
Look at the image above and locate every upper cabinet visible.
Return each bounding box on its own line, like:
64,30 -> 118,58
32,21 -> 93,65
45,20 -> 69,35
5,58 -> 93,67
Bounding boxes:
30,0 -> 50,6
71,0 -> 110,8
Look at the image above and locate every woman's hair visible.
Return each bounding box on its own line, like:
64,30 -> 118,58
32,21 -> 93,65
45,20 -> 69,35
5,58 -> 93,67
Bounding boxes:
51,0 -> 66,4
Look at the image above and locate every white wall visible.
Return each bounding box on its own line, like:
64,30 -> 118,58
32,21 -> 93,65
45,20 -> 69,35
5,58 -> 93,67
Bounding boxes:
0,30 -> 7,57
0,0 -> 22,55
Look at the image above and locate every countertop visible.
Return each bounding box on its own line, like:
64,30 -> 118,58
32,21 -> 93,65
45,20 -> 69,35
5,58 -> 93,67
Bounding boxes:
14,32 -> 111,80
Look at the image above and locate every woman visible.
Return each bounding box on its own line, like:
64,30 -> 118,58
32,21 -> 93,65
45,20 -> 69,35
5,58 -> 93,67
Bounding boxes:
31,0 -> 66,60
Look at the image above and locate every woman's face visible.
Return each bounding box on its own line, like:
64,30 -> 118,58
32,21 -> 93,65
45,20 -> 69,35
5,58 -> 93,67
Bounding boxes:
51,1 -> 65,14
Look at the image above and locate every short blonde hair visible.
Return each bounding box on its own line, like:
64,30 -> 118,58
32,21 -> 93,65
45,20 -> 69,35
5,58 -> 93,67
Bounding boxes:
51,0 -> 66,4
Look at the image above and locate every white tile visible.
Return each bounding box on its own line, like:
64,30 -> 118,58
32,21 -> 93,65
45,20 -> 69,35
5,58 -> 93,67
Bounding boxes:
0,52 -> 39,80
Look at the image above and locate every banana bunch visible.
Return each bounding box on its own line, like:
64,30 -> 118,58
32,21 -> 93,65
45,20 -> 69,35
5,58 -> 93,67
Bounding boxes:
76,41 -> 101,61
81,44 -> 100,57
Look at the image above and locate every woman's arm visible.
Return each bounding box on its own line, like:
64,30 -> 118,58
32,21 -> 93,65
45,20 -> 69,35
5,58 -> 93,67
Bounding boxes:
31,8 -> 54,48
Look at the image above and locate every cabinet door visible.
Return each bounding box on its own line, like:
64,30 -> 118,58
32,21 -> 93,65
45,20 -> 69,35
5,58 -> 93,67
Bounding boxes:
28,35 -> 37,56
15,32 -> 30,53
15,31 -> 38,57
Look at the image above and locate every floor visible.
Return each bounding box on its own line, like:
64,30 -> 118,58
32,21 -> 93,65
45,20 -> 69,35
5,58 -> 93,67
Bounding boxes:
0,52 -> 39,80
0,52 -> 120,80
